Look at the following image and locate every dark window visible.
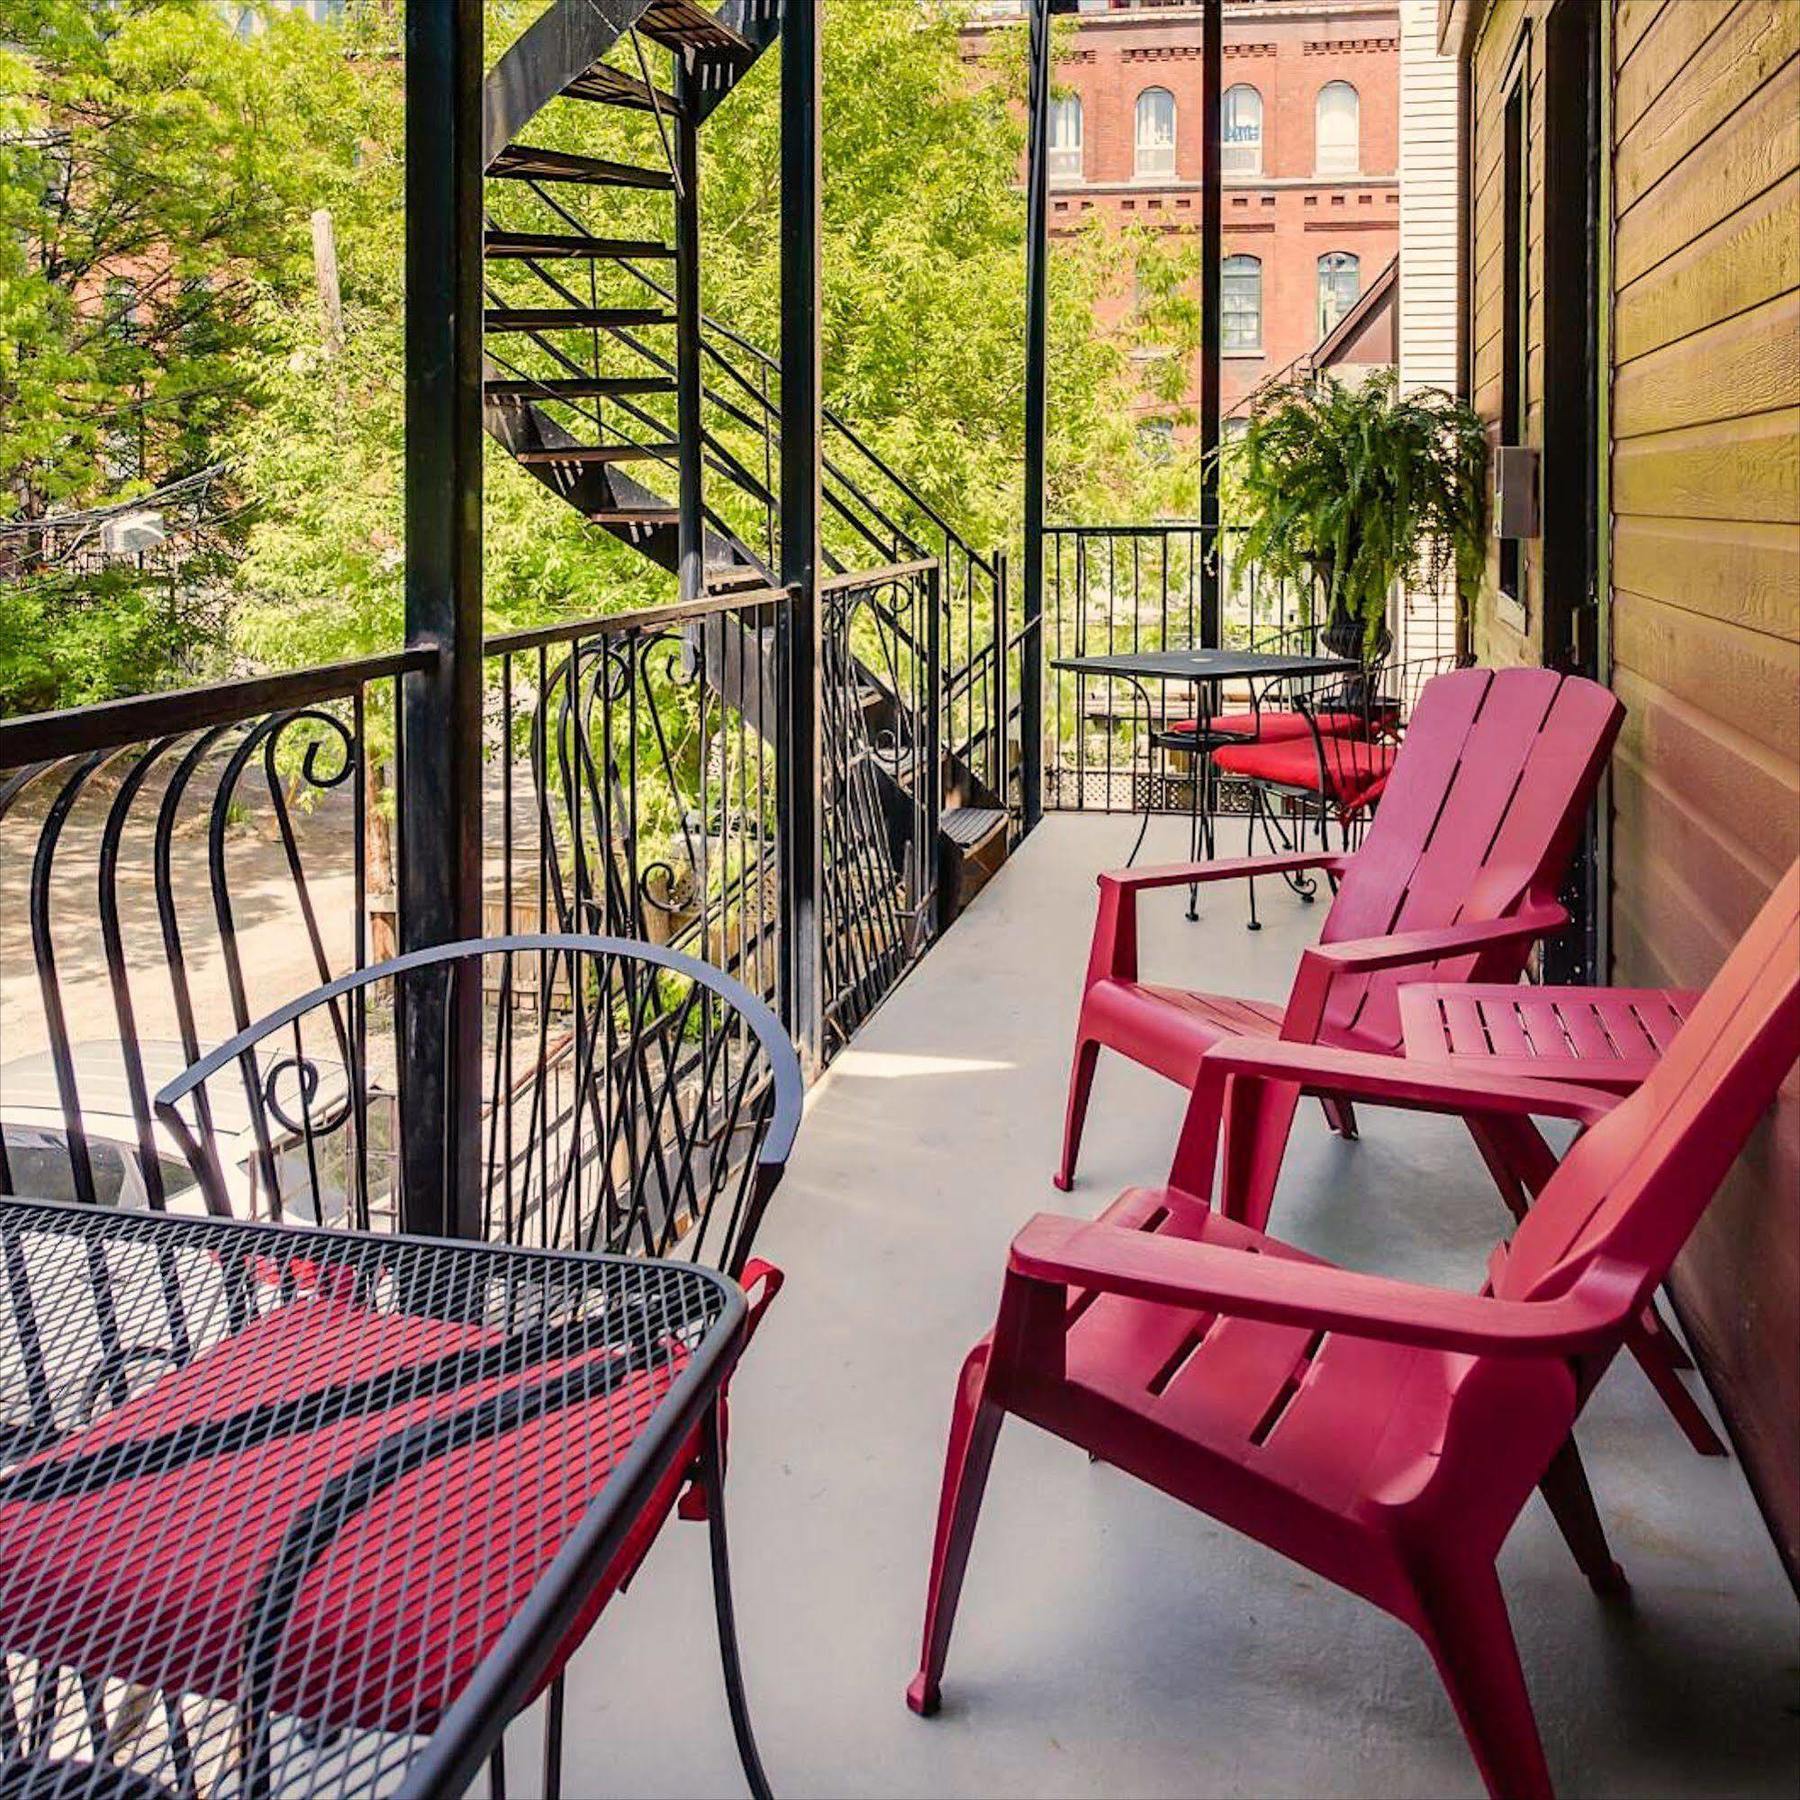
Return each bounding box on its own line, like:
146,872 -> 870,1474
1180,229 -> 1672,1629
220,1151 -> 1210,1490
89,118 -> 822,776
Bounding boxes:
1500,70 -> 1527,603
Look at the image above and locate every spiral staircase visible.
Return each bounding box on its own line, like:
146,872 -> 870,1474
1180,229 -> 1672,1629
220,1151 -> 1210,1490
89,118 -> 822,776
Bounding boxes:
481,0 -> 1012,979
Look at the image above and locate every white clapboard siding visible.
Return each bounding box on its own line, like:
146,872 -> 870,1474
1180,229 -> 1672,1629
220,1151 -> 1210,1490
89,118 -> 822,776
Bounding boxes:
1395,0 -> 1463,659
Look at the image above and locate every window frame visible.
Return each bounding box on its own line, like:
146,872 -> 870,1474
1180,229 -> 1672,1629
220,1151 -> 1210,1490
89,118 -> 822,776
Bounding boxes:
1316,251 -> 1361,338
1221,84 -> 1264,177
1315,80 -> 1360,176
1222,253 -> 1264,356
1134,86 -> 1178,181
1048,91 -> 1084,182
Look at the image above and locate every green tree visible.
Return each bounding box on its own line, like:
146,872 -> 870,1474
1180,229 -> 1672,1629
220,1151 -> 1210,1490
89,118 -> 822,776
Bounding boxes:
235,0 -> 1203,664
0,0 -> 388,708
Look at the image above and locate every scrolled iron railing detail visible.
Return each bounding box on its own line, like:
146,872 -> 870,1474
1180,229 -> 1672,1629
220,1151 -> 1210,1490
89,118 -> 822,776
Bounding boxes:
0,655 -> 423,1227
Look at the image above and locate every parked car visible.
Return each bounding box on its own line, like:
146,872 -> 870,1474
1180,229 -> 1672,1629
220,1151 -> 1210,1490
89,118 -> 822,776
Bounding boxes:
0,1038 -> 369,1223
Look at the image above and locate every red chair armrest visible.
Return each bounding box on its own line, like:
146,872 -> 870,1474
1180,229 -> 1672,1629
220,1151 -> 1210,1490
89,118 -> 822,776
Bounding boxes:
1099,852 -> 1346,896
1304,905 -> 1569,976
1199,1036 -> 1622,1128
1008,1215 -> 1634,1357
1278,905 -> 1570,1043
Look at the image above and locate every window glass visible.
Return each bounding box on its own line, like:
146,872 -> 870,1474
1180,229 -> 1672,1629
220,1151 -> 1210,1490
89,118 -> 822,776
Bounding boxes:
1223,255 -> 1262,353
1135,87 -> 1176,179
1317,251 -> 1361,337
1221,86 -> 1263,176
1316,81 -> 1360,175
1138,418 -> 1175,464
1049,93 -> 1083,182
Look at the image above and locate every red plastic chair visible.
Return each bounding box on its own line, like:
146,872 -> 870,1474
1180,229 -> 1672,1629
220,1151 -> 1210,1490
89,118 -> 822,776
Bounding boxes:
909,865 -> 1800,1799
1057,668 -> 1623,1191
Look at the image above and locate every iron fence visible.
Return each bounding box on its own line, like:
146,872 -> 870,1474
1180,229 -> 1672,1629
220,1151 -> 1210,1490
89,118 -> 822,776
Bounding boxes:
1042,524 -> 1320,814
0,562 -> 978,1230
0,652 -> 427,1223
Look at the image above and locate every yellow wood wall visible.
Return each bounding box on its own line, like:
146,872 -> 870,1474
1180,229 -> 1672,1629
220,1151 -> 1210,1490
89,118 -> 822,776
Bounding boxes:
1466,0 -> 1800,1580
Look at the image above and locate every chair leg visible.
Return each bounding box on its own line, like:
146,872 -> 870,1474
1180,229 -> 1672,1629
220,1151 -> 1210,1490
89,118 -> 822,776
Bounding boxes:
1413,1558 -> 1556,1800
700,1405 -> 773,1800
908,1342 -> 1005,1718
1537,1438 -> 1629,1595
1474,1119 -> 1724,1457
1054,1036 -> 1101,1192
1623,1314 -> 1727,1457
541,1673 -> 565,1800
1319,1095 -> 1358,1139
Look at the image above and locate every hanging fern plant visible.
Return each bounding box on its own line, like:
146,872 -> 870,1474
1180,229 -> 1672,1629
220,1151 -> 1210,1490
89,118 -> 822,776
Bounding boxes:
1219,370 -> 1488,654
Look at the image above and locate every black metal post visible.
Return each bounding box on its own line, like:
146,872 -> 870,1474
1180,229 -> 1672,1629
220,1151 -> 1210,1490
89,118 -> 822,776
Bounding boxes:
779,0 -> 824,1070
675,72 -> 704,603
924,562 -> 944,940
1198,0 -> 1223,648
399,0 -> 485,1239
1021,0 -> 1056,833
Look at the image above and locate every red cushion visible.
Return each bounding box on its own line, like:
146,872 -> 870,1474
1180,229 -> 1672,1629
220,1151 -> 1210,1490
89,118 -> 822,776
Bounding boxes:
0,1289 -> 692,1734
1211,735 -> 1396,806
1169,709 -> 1365,743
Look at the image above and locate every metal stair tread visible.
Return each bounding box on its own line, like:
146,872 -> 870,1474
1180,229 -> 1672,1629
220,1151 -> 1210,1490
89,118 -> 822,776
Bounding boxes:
561,61 -> 681,113
486,375 -> 676,401
588,506 -> 680,526
485,230 -> 675,261
639,0 -> 750,54
487,143 -> 674,189
485,306 -> 675,332
940,806 -> 1009,849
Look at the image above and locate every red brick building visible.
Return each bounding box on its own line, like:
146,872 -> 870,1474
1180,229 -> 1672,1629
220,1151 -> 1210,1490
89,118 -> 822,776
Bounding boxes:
964,1 -> 1401,419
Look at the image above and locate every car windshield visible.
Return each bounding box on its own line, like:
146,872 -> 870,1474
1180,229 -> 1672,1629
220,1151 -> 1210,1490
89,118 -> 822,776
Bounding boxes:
1,1129 -> 199,1208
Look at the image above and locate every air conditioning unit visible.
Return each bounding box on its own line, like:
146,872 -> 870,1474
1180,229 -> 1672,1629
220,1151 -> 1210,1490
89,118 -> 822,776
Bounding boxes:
99,510 -> 166,556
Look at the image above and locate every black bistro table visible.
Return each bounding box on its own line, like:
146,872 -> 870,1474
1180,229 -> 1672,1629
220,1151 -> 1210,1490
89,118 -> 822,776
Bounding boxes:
0,1196 -> 750,1800
1052,646 -> 1351,900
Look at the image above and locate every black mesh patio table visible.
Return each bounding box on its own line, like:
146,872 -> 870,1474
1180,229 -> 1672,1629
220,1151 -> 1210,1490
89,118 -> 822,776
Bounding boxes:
0,1196 -> 745,1800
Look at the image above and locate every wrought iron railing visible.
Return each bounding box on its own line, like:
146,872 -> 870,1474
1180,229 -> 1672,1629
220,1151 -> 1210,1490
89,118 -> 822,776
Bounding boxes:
0,568 -> 968,1225
820,561 -> 941,1052
1042,523 -> 1319,814
0,652 -> 428,1219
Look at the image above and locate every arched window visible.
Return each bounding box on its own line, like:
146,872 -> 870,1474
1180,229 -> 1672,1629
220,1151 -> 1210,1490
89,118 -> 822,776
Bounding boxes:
1049,93 -> 1084,182
1318,251 -> 1361,335
1316,81 -> 1360,174
1223,255 -> 1263,354
1221,85 -> 1263,176
1135,87 -> 1177,179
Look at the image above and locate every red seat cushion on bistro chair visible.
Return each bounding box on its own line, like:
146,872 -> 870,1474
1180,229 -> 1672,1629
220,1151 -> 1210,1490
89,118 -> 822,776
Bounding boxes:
0,1284 -> 700,1736
1168,709 -> 1366,744
1211,734 -> 1396,809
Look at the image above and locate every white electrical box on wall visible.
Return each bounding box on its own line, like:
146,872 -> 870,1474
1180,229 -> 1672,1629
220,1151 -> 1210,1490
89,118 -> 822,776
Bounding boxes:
1493,445 -> 1541,539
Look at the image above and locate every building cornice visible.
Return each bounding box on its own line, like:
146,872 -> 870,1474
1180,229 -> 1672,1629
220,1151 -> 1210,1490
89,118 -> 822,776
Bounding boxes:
1052,172 -> 1396,195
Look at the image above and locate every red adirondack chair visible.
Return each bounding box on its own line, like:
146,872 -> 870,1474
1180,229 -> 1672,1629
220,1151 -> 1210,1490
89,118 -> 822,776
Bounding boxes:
1056,667 -> 1623,1192
909,864 -> 1800,1800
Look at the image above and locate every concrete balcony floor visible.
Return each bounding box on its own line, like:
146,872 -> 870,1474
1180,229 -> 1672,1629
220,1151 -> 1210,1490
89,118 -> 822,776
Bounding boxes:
553,815 -> 1799,1800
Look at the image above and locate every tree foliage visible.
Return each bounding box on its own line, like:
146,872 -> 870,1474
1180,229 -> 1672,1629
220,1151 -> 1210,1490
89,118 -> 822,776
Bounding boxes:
0,0 -> 388,707
4,0 -> 1203,711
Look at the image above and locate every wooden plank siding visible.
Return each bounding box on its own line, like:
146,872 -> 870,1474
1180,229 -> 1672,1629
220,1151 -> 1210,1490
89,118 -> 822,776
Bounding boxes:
1460,0 -> 1800,1582
1611,0 -> 1800,1585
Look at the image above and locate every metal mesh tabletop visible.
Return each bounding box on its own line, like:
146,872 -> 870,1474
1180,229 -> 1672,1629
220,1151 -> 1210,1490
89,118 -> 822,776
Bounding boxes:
0,1198 -> 741,1800
1049,648 -> 1349,684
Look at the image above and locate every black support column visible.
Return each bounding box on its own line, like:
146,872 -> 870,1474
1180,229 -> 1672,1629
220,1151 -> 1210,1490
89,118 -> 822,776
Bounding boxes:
779,0 -> 824,1069
1199,0 -> 1222,646
399,0 -> 485,1239
1021,0 -> 1055,834
675,69 -> 704,603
